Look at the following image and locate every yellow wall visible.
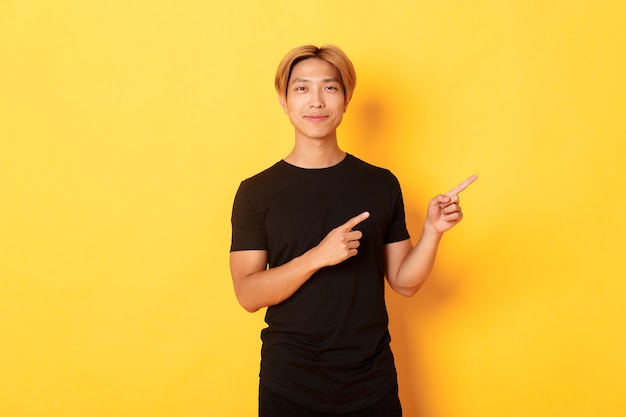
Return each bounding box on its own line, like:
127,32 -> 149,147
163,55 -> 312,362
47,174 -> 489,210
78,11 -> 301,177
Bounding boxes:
1,1 -> 624,416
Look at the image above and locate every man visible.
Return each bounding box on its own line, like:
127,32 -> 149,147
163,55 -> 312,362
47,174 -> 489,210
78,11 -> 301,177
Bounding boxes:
230,44 -> 476,416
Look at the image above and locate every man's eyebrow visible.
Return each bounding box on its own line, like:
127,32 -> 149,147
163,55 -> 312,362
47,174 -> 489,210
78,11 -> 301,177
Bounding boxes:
290,77 -> 341,84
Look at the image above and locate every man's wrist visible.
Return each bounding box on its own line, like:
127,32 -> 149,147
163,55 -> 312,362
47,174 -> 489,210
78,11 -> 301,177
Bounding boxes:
422,222 -> 444,241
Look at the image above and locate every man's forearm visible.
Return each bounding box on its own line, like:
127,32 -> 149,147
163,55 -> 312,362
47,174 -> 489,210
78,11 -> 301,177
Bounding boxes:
234,250 -> 322,312
391,226 -> 443,296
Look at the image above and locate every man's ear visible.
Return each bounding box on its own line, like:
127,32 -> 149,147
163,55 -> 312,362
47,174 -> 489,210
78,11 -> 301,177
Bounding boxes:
278,95 -> 288,114
343,95 -> 352,112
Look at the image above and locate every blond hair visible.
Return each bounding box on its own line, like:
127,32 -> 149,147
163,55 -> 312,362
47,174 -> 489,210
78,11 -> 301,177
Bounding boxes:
275,45 -> 356,104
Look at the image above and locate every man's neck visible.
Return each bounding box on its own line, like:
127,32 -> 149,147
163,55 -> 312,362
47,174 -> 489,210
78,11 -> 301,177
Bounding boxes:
284,137 -> 346,169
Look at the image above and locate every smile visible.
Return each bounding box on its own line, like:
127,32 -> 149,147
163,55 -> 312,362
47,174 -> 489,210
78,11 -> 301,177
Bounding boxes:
305,115 -> 328,122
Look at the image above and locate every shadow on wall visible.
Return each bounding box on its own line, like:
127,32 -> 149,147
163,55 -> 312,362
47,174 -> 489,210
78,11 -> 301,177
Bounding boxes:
346,80 -> 469,417
342,86 -> 398,165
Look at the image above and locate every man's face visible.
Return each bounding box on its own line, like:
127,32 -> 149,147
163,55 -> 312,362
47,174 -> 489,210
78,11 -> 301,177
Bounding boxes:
280,58 -> 347,142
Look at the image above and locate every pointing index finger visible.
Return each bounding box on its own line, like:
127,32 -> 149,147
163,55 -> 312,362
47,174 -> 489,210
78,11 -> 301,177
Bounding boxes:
344,211 -> 370,230
446,175 -> 478,197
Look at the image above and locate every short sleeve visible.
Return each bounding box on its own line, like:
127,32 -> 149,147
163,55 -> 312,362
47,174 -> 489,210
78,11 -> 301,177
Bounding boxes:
384,174 -> 411,244
230,181 -> 268,251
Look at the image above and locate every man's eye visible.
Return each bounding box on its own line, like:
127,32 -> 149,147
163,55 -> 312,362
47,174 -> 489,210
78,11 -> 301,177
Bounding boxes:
294,86 -> 306,91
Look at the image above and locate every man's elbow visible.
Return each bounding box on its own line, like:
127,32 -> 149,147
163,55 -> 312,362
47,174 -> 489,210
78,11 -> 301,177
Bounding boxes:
236,294 -> 262,313
391,283 -> 422,298
242,304 -> 260,313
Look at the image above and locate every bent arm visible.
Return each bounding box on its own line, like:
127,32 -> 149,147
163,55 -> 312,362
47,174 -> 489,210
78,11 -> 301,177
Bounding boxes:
230,211 -> 371,312
230,249 -> 322,312
385,175 -> 477,296
384,226 -> 443,297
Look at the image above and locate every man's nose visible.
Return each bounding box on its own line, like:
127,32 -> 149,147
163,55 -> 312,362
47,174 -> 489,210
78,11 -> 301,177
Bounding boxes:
309,89 -> 324,108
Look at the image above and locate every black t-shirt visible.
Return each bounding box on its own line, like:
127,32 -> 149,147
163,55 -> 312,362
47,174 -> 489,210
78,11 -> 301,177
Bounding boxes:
230,154 -> 410,413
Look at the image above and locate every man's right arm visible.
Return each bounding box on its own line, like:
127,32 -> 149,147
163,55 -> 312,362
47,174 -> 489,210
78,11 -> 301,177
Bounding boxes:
230,249 -> 321,312
229,211 -> 370,312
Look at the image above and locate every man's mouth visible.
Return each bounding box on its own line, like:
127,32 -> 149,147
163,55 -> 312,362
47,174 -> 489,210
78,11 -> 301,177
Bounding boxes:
305,115 -> 328,122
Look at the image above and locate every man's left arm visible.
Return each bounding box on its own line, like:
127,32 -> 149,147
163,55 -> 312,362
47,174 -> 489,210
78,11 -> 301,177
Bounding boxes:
385,175 -> 477,297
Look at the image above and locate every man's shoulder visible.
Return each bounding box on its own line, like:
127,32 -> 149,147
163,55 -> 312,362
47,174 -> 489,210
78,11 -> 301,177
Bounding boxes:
346,154 -> 396,179
240,161 -> 286,186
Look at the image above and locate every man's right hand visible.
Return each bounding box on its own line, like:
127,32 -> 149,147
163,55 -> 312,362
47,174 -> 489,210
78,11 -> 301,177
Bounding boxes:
311,211 -> 370,267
